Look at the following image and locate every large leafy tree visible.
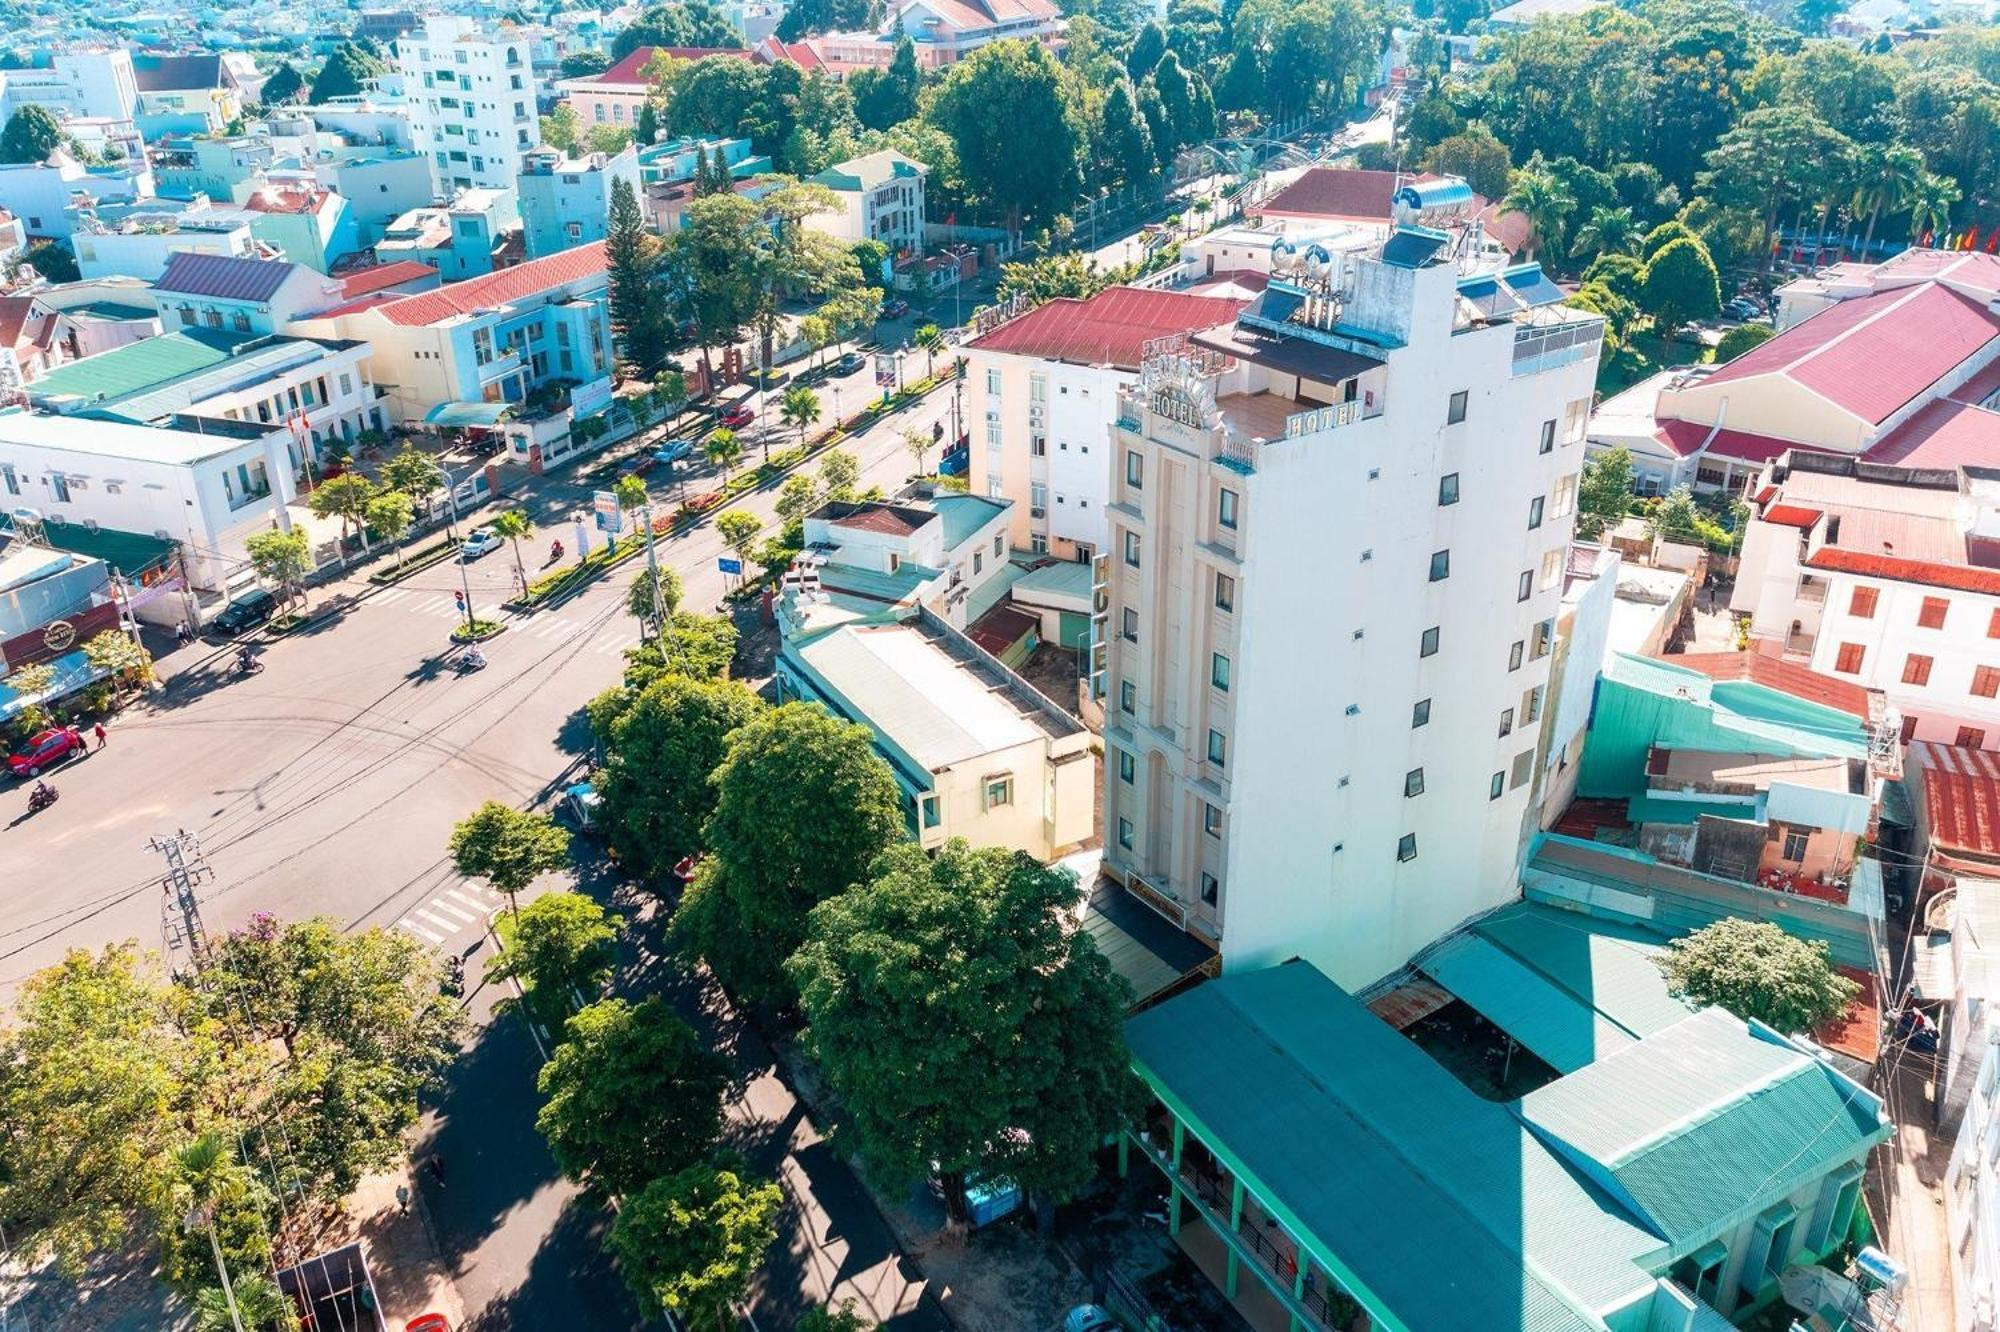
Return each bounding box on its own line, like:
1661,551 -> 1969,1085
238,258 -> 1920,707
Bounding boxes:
448,802 -> 573,917
1096,77 -> 1156,187
672,703 -> 903,1007
997,252 -> 1108,304
260,62 -> 306,106
1500,155 -> 1576,262
597,674 -> 767,877
607,177 -> 674,374
1576,444 -> 1634,539
790,842 -> 1142,1218
1698,104 -> 1855,256
928,41 -> 1084,239
1659,919 -> 1859,1034
1639,234 -> 1721,329
1421,127 -> 1512,201
535,997 -> 729,1196
309,41 -> 384,103
1848,142 -> 1923,257
245,528 -> 312,612
852,34 -> 921,130
607,1162 -> 782,1328
613,1 -> 741,57
663,192 -> 762,386
622,611 -> 740,691
488,890 -> 624,1001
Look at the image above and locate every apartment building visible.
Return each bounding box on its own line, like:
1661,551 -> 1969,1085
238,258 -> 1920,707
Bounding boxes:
1098,180 -> 1603,991
518,145 -> 639,259
396,16 -> 541,195
963,286 -> 1249,561
803,150 -> 927,251
70,209 -> 262,281
1589,248 -> 2000,494
0,50 -> 139,124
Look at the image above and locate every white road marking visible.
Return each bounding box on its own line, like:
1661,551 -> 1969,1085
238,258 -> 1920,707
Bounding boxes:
398,918 -> 444,944
412,907 -> 459,934
427,897 -> 476,924
444,888 -> 488,914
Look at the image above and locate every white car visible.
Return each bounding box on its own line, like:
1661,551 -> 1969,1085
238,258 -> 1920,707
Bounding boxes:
458,528 -> 504,560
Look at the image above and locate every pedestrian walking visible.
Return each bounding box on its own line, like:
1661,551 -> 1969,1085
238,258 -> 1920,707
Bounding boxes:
175,621 -> 193,646
92,722 -> 106,748
395,1184 -> 411,1216
427,1154 -> 446,1187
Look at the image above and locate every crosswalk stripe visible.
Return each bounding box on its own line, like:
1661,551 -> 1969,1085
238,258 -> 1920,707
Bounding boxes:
374,587 -> 409,605
412,907 -> 459,933
398,918 -> 444,944
428,898 -> 476,924
444,888 -> 487,914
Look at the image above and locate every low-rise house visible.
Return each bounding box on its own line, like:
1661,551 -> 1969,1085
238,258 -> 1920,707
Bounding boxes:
151,252 -> 345,337
518,145 -> 639,259
70,206 -> 262,281
0,411 -> 298,592
291,239 -> 611,426
803,149 -> 926,251
322,150 -> 433,248
0,151 -> 154,239
31,279 -> 160,358
0,539 -> 124,716
131,52 -> 251,135
793,0 -> 1063,71
372,188 -> 519,279
789,493 -> 1014,631
777,602 -> 1093,860
238,183 -> 361,275
0,295 -> 75,394
555,45 -> 752,131
1731,451 -> 2000,751
1124,948 -> 1888,1332
963,285 -> 1251,562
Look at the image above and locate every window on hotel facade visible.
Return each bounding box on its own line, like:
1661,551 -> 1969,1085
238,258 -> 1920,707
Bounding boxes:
1218,487 -> 1239,530
1204,802 -> 1223,836
1397,833 -> 1418,862
1120,680 -> 1136,714
1117,817 -> 1133,850
1412,698 -> 1431,728
1782,828 -> 1809,861
1499,707 -> 1514,737
1511,750 -> 1534,789
1404,768 -> 1424,797
1528,496 -> 1544,529
1207,729 -> 1227,766
1211,652 -> 1230,691
1447,391 -> 1468,425
1118,751 -> 1135,784
1902,714 -> 1920,743
1124,531 -> 1141,567
1420,626 -> 1440,657
1510,640 -> 1525,671
1429,550 -> 1450,582
1976,667 -> 2000,699
1849,586 -> 1879,619
1200,872 -> 1219,905
1539,419 -> 1556,454
1989,608 -> 2000,639
1490,772 -> 1505,800
1126,451 -> 1142,487
1439,473 -> 1459,505
1518,570 -> 1534,602
1959,726 -> 1988,749
1904,654 -> 1935,686
984,776 -> 1013,808
1215,573 -> 1235,611
986,368 -> 1001,395
1834,642 -> 1866,674
1920,596 -> 1949,629
1122,608 -> 1138,641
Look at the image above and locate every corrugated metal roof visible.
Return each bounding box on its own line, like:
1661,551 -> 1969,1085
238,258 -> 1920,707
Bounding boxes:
1518,1008 -> 1888,1245
155,252 -> 302,304
100,338 -> 342,423
933,493 -> 1007,549
27,328 -> 254,406
1908,742 -> 2000,859
1127,965 -> 1665,1331
967,286 -> 1249,369
364,241 -> 607,327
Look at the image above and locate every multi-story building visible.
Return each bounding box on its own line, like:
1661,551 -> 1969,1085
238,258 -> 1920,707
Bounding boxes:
784,0 -> 1063,71
518,145 -> 639,259
373,188 -> 519,280
0,50 -> 139,124
1589,248 -> 2000,495
1098,180 -> 1603,991
396,16 -> 541,195
292,240 -> 612,425
802,150 -> 926,251
130,52 -> 253,136
239,184 -> 362,275
70,208 -> 263,281
150,251 -> 343,336
964,286 -> 1251,562
0,151 -> 153,238
554,45 -> 751,131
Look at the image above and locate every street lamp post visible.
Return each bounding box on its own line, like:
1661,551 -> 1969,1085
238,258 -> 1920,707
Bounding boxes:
439,465 -> 478,635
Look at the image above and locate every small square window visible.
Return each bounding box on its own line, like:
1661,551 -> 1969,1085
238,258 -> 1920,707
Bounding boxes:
1118,750 -> 1135,784
1204,802 -> 1223,837
984,776 -> 1013,808
1124,531 -> 1141,567
1511,750 -> 1534,790
1412,698 -> 1431,728
1517,570 -> 1533,602
1207,729 -> 1227,766
1200,872 -> 1219,905
1429,550 -> 1450,582
1215,573 -> 1235,611
1397,833 -> 1418,862
1218,487 -> 1239,530
1211,652 -> 1231,691
1850,586 -> 1879,619
1973,666 -> 2000,698
1528,496 -> 1544,530
1920,596 -> 1949,629
1420,626 -> 1440,657
1904,653 -> 1934,686
1834,642 -> 1865,674
921,794 -> 941,829
1447,391 -> 1468,425
1404,768 -> 1425,797
1117,817 -> 1133,850
1539,419 -> 1556,454
1120,680 -> 1136,714
1121,607 -> 1138,641
1438,473 -> 1459,505
1490,772 -> 1505,800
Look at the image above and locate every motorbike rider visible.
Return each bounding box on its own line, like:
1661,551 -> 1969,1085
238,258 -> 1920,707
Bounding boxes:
29,780 -> 55,808
237,645 -> 257,672
549,539 -> 564,561
463,645 -> 487,669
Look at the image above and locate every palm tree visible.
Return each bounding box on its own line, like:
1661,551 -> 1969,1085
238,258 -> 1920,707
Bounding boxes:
914,322 -> 944,380
1500,159 -> 1576,263
1571,206 -> 1642,259
173,1133 -> 264,1332
1909,171 -> 1963,245
491,508 -> 532,591
780,385 -> 821,449
703,428 -> 743,485
1851,143 -> 1923,259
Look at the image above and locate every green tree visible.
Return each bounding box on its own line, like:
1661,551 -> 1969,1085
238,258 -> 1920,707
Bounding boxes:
623,611 -> 740,688
489,890 -> 624,1001
81,628 -> 153,688
797,1304 -> 869,1332
672,703 -> 903,1006
608,177 -> 673,373
449,802 -> 573,917
1500,156 -> 1575,262
1420,127 -> 1512,200
613,0 -> 741,56
1849,142 -> 1923,257
309,41 -> 384,102
703,428 -> 744,483
1715,321 -> 1774,361
1639,219 -> 1699,264
913,323 -> 944,381
193,1274 -> 297,1332
307,472 -> 380,557
627,562 -> 685,635
791,841 -> 1142,1218
380,443 -> 444,507
1097,77 -> 1157,187
997,252 -> 1107,305
664,194 -> 762,385
156,1130 -> 275,1306
245,527 -> 312,611
607,1162 -> 782,1328
1908,171 -> 1963,243
22,240 -> 77,284
491,507 -> 534,593
598,674 -> 766,875
365,489 -> 414,568
261,62 -> 306,105
1659,919 -> 1859,1034
775,473 -> 821,528
537,998 -> 729,1196
0,945 -> 190,1277
715,510 -> 761,577
780,384 -> 822,449
560,50 -> 612,79
1576,444 -> 1634,539
853,33 -> 921,130
928,41 -> 1084,238
1572,205 -> 1643,258
0,105 -> 61,163
587,124 -> 634,155
1697,104 -> 1855,257
818,448 -> 860,501
1147,50 -> 1213,157
1583,252 -> 1646,304
541,102 -> 584,153
901,425 -> 933,477
1639,235 -> 1722,329
1126,20 -> 1167,76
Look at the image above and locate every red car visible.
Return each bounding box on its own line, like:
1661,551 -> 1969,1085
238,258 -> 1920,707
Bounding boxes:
9,727 -> 82,778
405,1317 -> 453,1332
719,405 -> 755,430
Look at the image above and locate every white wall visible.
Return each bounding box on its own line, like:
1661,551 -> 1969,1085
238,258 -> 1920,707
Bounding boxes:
1811,573 -> 2000,749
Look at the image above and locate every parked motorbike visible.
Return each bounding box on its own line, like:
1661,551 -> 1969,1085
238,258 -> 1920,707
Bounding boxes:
236,648 -> 262,675
26,782 -> 57,814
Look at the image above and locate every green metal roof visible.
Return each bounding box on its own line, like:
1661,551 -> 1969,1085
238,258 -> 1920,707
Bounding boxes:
29,329 -> 255,407
1011,559 -> 1094,604
1127,964 -> 1664,1332
1518,1008 -> 1889,1249
101,338 -> 341,423
424,400 -> 514,427
933,493 -> 1009,550
1418,904 -> 1693,1074
31,520 -> 176,578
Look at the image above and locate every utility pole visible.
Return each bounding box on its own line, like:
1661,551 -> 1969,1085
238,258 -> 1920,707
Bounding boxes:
440,466 -> 477,635
150,829 -> 214,981
185,1204 -> 246,1332
639,497 -> 668,641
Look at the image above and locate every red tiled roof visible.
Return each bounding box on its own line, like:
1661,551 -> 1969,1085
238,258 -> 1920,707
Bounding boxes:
338,260 -> 437,298
1911,742 -> 2000,859
365,241 -> 607,327
1950,357 -> 2000,407
1805,545 -> 2000,597
967,603 -> 1040,657
967,286 -> 1249,369
1184,270 -> 1270,297
1701,283 -> 2000,425
889,0 -> 1059,34
1656,651 -> 1873,718
591,45 -> 752,84
829,506 -> 929,536
1814,966 -> 1880,1064
1652,418 -> 1823,464
1865,396 -> 2000,468
1876,248 -> 2000,300
1762,503 -> 1825,529
754,37 -> 830,70
242,186 -> 330,215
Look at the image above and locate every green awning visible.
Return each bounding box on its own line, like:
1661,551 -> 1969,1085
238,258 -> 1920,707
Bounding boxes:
424,401 -> 512,427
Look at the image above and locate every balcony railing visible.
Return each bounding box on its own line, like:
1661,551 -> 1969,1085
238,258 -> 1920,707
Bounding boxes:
1797,577 -> 1828,604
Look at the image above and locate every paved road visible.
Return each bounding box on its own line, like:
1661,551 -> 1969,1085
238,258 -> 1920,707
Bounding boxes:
1,369 -> 960,1328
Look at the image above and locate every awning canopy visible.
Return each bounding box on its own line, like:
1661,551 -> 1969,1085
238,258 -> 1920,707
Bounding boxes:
0,648 -> 105,721
424,401 -> 512,428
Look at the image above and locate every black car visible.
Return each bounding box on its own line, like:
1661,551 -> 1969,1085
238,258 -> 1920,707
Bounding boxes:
834,351 -> 866,376
209,588 -> 278,637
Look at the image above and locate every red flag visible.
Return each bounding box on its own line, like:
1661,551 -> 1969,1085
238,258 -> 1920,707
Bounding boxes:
1922,229 -> 1935,248
1967,225 -> 1983,253
1986,230 -> 1998,254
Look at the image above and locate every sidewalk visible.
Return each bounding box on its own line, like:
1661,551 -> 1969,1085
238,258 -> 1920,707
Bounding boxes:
340,1167 -> 469,1329
1869,1055 -> 1957,1332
